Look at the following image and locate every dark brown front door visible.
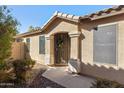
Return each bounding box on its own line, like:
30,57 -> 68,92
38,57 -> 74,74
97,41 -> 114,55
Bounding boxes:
54,33 -> 70,65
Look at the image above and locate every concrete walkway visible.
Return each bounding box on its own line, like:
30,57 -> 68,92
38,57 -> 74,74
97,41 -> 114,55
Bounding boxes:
42,67 -> 95,88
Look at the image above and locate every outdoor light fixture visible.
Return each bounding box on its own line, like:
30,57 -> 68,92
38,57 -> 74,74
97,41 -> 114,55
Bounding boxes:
93,26 -> 98,31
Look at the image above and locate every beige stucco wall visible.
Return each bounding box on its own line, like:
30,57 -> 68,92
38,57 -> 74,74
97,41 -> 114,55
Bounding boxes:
18,18 -> 79,65
14,14 -> 124,84
23,35 -> 45,64
44,18 -> 79,65
11,42 -> 25,60
80,14 -> 124,84
44,18 -> 78,35
118,21 -> 124,68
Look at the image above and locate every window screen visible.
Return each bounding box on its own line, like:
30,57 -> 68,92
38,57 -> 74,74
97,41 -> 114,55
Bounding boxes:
93,24 -> 117,64
39,36 -> 45,54
16,38 -> 23,42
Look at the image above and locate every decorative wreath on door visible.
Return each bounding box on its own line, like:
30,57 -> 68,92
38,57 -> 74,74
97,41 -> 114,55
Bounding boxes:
56,36 -> 64,48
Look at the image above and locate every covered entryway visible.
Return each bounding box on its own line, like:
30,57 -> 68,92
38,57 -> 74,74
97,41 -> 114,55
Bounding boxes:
54,33 -> 70,65
45,31 -> 80,66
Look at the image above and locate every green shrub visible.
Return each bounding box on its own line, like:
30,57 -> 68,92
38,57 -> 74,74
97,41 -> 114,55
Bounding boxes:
0,58 -> 14,70
0,59 -> 16,85
12,59 -> 35,85
13,60 -> 26,83
24,59 -> 35,68
0,59 -> 35,87
0,61 -> 6,70
91,78 -> 124,88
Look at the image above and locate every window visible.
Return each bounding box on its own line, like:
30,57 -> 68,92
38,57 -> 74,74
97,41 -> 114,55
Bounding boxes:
39,36 -> 45,54
16,38 -> 23,42
93,24 -> 117,64
26,38 -> 30,52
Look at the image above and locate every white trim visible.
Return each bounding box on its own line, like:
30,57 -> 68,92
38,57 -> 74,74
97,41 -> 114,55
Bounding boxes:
69,32 -> 81,38
116,23 -> 118,67
41,11 -> 79,32
45,35 -> 50,40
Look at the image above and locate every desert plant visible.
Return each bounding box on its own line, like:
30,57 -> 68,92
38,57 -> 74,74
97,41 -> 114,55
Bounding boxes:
0,58 -> 16,85
0,58 -> 35,87
91,78 -> 124,88
0,6 -> 19,62
0,6 -> 19,81
0,61 -> 6,70
12,60 -> 27,83
24,59 -> 35,68
12,59 -> 35,85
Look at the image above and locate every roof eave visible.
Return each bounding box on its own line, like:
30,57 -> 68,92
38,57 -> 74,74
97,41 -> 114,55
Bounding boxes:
15,11 -> 80,38
91,10 -> 124,20
80,10 -> 124,21
14,30 -> 42,38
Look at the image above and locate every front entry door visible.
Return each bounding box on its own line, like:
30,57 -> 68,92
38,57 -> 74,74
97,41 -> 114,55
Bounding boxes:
54,33 -> 70,65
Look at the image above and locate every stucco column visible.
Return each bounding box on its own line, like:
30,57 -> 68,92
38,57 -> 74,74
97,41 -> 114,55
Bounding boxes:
45,35 -> 55,65
69,32 -> 81,61
49,35 -> 55,65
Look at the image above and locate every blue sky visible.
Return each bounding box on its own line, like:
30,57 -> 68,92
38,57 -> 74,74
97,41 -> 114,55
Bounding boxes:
8,5 -> 113,33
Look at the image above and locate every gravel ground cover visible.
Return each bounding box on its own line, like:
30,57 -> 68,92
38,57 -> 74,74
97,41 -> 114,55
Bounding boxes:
0,63 -> 65,88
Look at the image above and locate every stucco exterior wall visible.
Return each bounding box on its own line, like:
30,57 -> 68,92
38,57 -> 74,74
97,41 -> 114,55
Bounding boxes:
23,35 -> 45,64
14,13 -> 124,84
19,18 -> 79,65
11,42 -> 25,60
118,21 -> 124,68
44,18 -> 78,35
44,18 -> 79,65
80,14 -> 124,84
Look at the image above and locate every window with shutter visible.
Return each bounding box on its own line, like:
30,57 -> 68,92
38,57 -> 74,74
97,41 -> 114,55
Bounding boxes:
93,24 -> 117,64
39,36 -> 45,54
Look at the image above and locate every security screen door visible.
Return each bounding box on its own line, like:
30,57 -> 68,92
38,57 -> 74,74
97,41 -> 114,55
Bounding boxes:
93,24 -> 117,64
54,33 -> 70,65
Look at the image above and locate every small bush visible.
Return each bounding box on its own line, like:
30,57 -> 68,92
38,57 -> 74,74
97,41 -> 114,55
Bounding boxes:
24,59 -> 35,68
0,59 -> 35,87
0,55 -> 36,86
0,58 -> 14,70
12,60 -> 27,83
0,61 -> 6,70
12,59 -> 35,85
0,60 -> 16,87
91,78 -> 124,88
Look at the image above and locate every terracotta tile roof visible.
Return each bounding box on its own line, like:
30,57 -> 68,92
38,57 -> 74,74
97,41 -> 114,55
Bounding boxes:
81,5 -> 124,20
15,11 -> 80,38
14,30 -> 42,38
15,5 -> 124,38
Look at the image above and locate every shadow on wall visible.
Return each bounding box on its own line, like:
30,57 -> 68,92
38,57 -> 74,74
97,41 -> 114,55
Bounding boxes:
11,42 -> 32,60
24,43 -> 32,60
78,17 -> 124,85
80,62 -> 124,85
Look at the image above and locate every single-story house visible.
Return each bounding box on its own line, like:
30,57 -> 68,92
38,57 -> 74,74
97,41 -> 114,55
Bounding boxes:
13,5 -> 124,84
